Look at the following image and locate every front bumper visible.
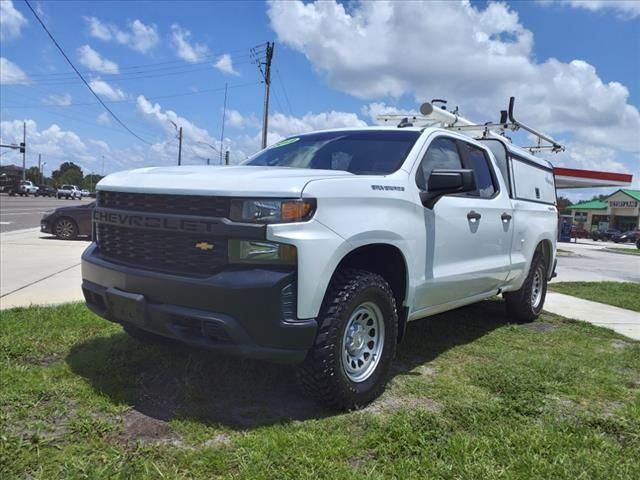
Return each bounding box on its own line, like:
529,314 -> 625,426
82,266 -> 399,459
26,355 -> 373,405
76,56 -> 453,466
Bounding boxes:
40,218 -> 52,234
81,244 -> 317,363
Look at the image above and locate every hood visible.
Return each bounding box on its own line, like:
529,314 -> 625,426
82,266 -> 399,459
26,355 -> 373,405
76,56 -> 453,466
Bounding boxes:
97,165 -> 354,197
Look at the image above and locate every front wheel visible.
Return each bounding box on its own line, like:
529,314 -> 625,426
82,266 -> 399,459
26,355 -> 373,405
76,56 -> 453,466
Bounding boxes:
297,269 -> 398,410
54,217 -> 78,240
504,251 -> 547,323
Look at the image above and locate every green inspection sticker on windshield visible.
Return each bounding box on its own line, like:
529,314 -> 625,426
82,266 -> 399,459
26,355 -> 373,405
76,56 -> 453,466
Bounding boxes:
270,137 -> 300,148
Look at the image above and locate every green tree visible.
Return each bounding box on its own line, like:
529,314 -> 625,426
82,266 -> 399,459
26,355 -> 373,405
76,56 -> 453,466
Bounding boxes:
82,174 -> 104,192
52,162 -> 83,187
25,166 -> 41,184
556,196 -> 572,215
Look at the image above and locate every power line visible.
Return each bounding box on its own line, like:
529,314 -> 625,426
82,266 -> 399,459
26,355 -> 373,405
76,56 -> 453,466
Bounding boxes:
1,81 -> 261,109
275,67 -> 295,117
23,0 -> 152,145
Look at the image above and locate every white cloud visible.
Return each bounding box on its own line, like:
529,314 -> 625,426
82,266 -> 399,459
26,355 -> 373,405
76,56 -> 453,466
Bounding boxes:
225,109 -> 259,129
84,16 -> 159,53
43,93 -> 73,106
78,45 -> 119,74
89,78 -> 126,101
85,16 -> 111,41
0,0 -> 27,41
267,1 -> 640,154
0,57 -> 30,85
171,24 -> 209,63
0,119 -> 91,166
557,1 -> 640,18
96,112 -> 112,125
214,54 -> 239,75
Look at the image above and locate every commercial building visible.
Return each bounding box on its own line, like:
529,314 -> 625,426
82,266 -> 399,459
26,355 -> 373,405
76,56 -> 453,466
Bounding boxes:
569,189 -> 640,232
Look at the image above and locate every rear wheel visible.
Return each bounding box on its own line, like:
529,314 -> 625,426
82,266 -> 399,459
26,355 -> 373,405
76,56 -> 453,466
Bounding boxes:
297,269 -> 398,410
54,217 -> 78,240
504,251 -> 547,323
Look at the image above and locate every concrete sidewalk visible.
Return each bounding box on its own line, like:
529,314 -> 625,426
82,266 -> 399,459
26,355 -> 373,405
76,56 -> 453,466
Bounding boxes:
0,228 -> 88,310
545,292 -> 640,341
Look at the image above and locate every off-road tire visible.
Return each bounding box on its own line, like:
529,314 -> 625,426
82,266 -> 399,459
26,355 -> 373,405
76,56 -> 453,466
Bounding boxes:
53,217 -> 78,240
504,251 -> 547,323
297,269 -> 398,410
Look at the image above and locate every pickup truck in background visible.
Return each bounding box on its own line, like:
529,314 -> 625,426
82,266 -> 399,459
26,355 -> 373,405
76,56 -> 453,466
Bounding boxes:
57,184 -> 82,200
7,180 -> 38,196
82,99 -> 559,410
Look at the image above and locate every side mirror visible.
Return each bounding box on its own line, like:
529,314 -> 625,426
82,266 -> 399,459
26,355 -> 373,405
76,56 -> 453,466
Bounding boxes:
419,169 -> 476,208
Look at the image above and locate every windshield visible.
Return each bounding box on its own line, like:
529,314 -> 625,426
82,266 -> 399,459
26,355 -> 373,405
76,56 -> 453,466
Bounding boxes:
244,130 -> 421,175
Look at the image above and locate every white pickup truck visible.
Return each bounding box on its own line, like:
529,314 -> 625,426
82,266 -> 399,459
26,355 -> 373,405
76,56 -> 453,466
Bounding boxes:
82,100 -> 559,409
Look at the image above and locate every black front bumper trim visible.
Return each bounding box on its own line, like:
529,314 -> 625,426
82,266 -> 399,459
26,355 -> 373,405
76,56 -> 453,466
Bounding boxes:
81,244 -> 316,363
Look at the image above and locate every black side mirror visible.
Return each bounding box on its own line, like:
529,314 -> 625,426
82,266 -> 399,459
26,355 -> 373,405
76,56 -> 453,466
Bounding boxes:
419,169 -> 476,208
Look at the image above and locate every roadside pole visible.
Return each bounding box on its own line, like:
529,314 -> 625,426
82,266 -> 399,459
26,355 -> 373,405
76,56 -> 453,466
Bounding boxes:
22,122 -> 26,180
260,42 -> 274,149
178,127 -> 183,166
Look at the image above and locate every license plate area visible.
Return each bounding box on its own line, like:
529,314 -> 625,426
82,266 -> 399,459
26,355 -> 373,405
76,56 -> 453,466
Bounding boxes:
105,288 -> 147,326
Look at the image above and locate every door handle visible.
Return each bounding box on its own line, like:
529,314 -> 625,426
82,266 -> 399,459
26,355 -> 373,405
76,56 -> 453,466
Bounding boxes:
467,211 -> 481,222
501,212 -> 512,222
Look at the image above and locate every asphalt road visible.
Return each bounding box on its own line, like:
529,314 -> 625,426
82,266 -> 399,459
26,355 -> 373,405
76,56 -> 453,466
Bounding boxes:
0,194 -> 94,233
554,240 -> 639,283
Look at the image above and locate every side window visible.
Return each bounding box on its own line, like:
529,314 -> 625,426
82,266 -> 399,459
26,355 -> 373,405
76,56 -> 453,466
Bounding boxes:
459,142 -> 497,198
417,137 -> 463,189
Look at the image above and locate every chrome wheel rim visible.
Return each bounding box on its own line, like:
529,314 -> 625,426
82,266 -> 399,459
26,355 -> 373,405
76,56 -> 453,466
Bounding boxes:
342,301 -> 385,383
55,219 -> 74,239
531,267 -> 544,309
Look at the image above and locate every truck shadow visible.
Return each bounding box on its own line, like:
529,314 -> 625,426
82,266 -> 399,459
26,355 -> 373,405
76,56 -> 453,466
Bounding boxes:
66,299 -> 511,430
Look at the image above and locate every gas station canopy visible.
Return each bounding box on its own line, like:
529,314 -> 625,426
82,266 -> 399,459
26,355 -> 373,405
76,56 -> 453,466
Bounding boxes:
554,167 -> 633,189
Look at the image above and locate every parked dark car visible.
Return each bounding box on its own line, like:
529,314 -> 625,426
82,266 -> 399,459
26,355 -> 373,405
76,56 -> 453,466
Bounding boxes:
35,185 -> 57,197
591,229 -> 621,241
40,201 -> 95,240
612,231 -> 639,243
637,238 -> 640,250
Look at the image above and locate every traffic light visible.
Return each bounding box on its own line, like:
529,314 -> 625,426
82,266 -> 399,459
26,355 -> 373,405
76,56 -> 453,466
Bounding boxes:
19,142 -> 25,153
224,150 -> 230,165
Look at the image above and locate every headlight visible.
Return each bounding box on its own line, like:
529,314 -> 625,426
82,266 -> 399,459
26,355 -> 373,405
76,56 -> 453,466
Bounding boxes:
228,240 -> 297,265
230,198 -> 315,224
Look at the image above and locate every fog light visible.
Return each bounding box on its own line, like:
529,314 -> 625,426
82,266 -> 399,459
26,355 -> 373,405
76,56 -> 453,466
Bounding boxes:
228,240 -> 296,265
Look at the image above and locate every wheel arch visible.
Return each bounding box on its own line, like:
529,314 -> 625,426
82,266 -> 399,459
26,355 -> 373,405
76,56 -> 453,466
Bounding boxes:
330,243 -> 409,343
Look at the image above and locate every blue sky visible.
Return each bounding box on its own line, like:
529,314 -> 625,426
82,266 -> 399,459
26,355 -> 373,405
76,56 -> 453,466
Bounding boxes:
1,0 -> 638,200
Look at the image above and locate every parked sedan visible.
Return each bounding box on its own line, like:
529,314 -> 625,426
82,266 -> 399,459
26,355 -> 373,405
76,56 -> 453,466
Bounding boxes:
591,229 -> 621,241
35,185 -> 57,197
612,231 -> 639,243
40,201 -> 95,240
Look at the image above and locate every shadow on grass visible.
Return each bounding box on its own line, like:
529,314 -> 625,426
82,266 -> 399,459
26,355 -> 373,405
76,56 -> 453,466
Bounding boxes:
66,299 -> 510,430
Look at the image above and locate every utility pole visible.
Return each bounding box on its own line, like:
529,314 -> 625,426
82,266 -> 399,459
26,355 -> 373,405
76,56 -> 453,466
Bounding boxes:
177,126 -> 183,166
220,83 -> 228,164
22,121 -> 26,180
101,155 -> 105,176
38,154 -> 41,183
260,42 -> 274,149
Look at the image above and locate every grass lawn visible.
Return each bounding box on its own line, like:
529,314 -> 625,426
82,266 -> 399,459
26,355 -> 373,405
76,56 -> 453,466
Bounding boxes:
549,281 -> 640,312
608,247 -> 640,256
1,302 -> 639,479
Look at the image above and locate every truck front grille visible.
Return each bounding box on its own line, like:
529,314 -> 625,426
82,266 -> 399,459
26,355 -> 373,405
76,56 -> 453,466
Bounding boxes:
97,191 -> 231,218
96,223 -> 228,277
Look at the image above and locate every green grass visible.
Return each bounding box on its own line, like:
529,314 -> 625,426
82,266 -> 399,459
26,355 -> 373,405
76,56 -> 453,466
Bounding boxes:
608,247 -> 640,256
549,281 -> 640,312
1,302 -> 639,479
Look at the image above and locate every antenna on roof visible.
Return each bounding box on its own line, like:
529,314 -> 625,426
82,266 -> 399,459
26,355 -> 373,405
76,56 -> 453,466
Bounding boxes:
376,96 -> 565,154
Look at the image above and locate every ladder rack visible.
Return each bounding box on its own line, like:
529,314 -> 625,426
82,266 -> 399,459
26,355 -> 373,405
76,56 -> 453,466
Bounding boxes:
377,97 -> 565,154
